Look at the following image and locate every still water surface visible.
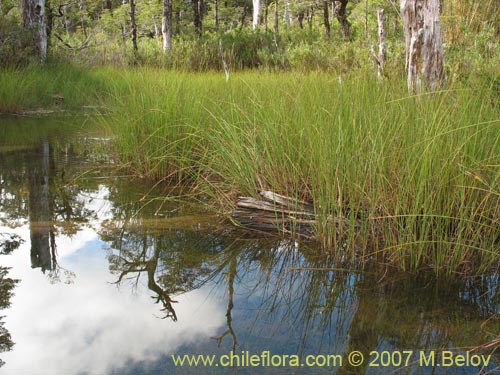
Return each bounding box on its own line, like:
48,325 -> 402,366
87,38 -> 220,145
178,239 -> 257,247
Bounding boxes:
1,117 -> 500,374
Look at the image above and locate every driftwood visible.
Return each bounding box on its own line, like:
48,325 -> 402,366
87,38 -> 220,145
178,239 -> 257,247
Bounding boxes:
232,190 -> 358,239
232,191 -> 317,238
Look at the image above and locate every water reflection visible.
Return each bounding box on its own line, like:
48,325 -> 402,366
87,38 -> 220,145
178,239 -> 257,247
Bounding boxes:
103,210 -> 500,374
1,118 -> 96,285
28,141 -> 56,273
1,118 -> 500,374
0,267 -> 18,368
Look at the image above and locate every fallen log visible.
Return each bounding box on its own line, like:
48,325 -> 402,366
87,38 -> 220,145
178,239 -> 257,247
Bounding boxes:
232,191 -> 317,238
259,190 -> 313,212
236,196 -> 316,220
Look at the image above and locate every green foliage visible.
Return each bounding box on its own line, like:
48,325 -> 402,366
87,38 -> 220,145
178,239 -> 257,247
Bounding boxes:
0,16 -> 39,66
1,0 -> 499,71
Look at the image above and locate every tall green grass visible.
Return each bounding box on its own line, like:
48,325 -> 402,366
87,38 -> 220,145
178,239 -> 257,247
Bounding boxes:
99,68 -> 500,276
0,65 -> 109,113
98,70 -> 227,180
2,66 -> 499,275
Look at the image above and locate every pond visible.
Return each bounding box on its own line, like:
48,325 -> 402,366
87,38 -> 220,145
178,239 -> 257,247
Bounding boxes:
1,116 -> 500,374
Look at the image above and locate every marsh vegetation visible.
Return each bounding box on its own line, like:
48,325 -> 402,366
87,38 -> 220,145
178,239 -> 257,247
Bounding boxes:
1,0 -> 499,276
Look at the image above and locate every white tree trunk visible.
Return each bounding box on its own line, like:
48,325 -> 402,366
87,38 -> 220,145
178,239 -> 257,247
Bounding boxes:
64,5 -> 73,34
252,0 -> 261,30
400,0 -> 444,91
284,0 -> 291,25
22,0 -> 47,63
153,16 -> 159,38
377,9 -> 386,79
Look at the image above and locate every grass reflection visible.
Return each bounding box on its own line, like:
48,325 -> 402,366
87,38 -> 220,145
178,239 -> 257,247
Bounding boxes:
101,200 -> 500,371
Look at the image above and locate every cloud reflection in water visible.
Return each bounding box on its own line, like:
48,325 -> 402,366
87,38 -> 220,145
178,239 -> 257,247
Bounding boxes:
1,229 -> 225,375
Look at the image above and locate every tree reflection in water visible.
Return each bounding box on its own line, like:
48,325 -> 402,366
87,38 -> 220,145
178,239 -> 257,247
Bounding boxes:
101,205 -> 232,322
109,237 -> 179,321
1,135 -> 95,284
2,118 -> 500,373
0,267 -> 19,368
212,251 -> 238,353
102,205 -> 500,371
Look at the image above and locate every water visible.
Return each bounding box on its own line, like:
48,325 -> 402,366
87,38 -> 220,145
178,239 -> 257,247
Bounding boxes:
1,117 -> 500,374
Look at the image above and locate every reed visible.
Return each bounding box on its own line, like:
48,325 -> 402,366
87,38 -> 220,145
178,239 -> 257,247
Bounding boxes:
0,65 -> 109,113
97,68 -> 500,275
2,66 -> 499,275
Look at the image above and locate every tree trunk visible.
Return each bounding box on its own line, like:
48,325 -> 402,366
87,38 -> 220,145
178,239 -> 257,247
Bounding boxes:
153,16 -> 160,45
335,0 -> 350,39
364,0 -> 368,38
192,0 -> 202,37
162,0 -> 172,51
264,0 -> 268,31
274,0 -> 278,35
376,8 -> 386,78
297,11 -> 304,28
200,0 -> 205,32
64,5 -> 73,34
400,0 -> 444,91
45,0 -> 53,41
306,7 -> 314,29
22,0 -> 47,63
175,9 -> 180,34
214,0 -> 219,31
129,0 -> 137,51
252,0 -> 260,30
323,0 -> 330,39
283,0 -> 291,25
239,3 -> 247,30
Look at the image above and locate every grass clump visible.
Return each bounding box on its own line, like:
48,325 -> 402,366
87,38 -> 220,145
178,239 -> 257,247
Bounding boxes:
96,68 -> 500,276
1,66 -> 498,276
0,64 -> 110,113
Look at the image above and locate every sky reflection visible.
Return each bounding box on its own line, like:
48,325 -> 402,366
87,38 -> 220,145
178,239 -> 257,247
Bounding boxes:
1,206 -> 225,375
2,119 -> 500,375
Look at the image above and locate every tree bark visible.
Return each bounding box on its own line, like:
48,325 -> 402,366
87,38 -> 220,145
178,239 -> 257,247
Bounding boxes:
306,7 -> 314,29
192,0 -> 202,37
64,5 -> 74,34
252,0 -> 260,30
45,0 -> 53,41
364,0 -> 368,38
376,8 -> 386,78
274,0 -> 278,35
214,0 -> 219,31
162,0 -> 172,51
400,0 -> 444,91
335,0 -> 350,39
153,16 -> 159,40
323,0 -> 330,39
129,0 -> 137,51
283,0 -> 291,25
264,0 -> 268,31
22,0 -> 47,63
239,3 -> 247,30
297,11 -> 304,29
